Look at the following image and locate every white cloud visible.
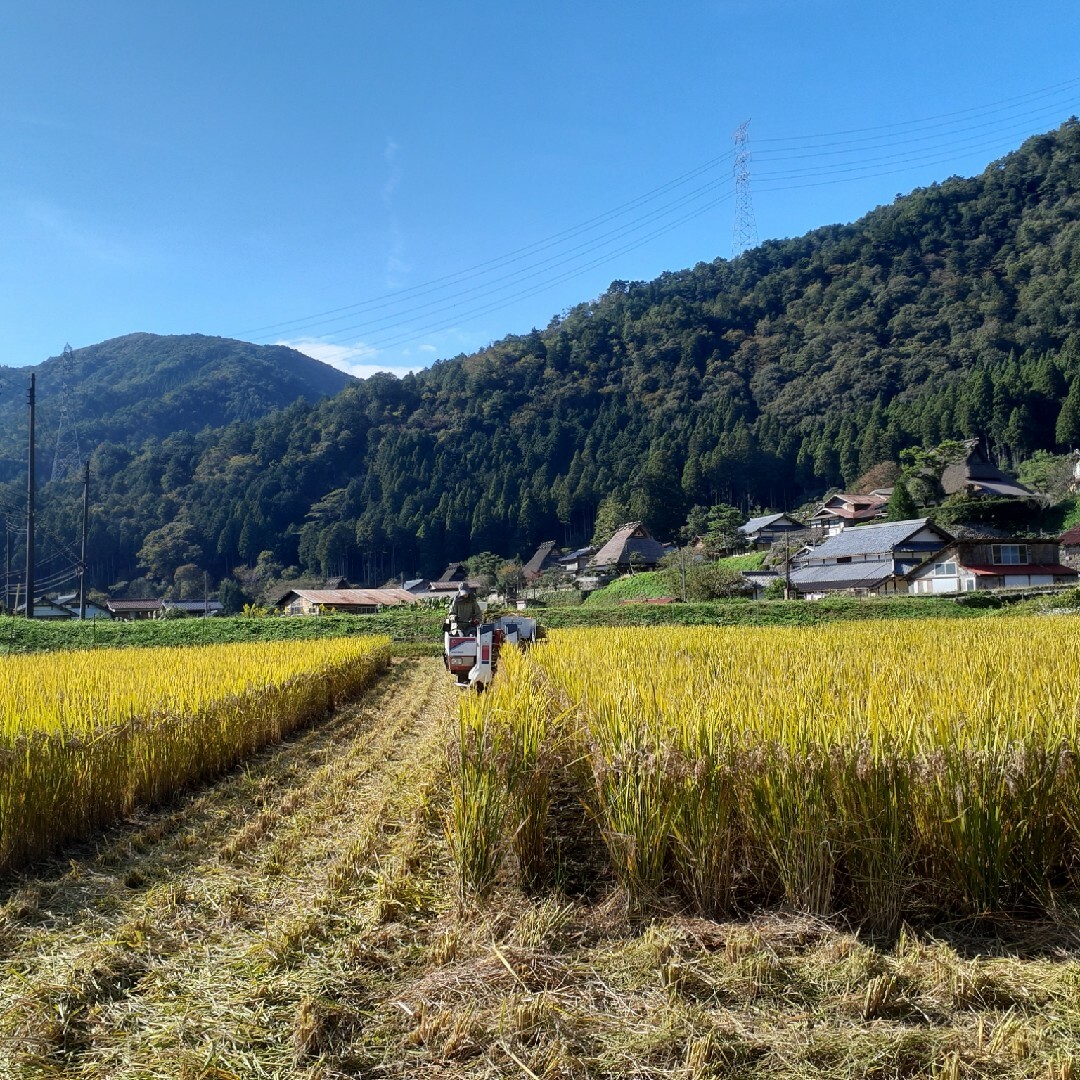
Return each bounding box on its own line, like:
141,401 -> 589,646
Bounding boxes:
277,337 -> 419,380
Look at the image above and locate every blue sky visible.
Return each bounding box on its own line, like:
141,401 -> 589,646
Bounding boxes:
2,1 -> 1079,378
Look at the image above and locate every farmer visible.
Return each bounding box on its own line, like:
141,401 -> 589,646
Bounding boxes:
448,582 -> 483,631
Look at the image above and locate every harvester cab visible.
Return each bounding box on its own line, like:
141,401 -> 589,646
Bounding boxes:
443,614 -> 538,691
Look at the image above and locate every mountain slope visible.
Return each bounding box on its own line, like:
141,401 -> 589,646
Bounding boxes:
18,119 -> 1080,588
0,334 -> 354,483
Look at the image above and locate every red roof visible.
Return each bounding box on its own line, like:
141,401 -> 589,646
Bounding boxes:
962,564 -> 1077,577
1059,525 -> 1080,546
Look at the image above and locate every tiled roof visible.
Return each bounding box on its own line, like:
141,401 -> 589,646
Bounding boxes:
107,598 -> 164,611
739,513 -> 784,534
962,564 -> 1077,577
1060,525 -> 1080,546
799,519 -> 947,560
789,560 -> 898,591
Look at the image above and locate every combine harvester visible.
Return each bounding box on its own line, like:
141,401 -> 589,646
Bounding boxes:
443,613 -> 538,691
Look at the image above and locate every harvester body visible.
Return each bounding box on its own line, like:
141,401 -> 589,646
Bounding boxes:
443,614 -> 537,691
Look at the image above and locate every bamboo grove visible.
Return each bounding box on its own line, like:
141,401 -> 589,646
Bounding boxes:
450,620 -> 1080,926
0,636 -> 390,870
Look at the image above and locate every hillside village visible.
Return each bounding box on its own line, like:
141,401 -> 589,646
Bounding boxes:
24,436 -> 1080,620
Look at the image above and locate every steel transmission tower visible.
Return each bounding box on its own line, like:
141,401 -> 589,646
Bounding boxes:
732,120 -> 759,258
51,343 -> 82,482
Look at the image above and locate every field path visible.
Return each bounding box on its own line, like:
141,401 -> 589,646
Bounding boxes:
0,656 -> 456,1078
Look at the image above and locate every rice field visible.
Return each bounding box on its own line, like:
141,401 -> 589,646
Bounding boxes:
450,619 -> 1080,925
0,635 -> 391,870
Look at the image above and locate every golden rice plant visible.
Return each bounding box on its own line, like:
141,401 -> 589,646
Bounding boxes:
449,618 -> 1080,923
0,636 -> 390,870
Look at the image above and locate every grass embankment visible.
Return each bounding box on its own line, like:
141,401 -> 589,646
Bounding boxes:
0,593 -> 992,658
4,657 -> 1080,1077
0,608 -> 446,654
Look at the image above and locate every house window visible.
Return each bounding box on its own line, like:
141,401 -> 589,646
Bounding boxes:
835,556 -> 851,564
933,562 -> 957,576
991,544 -> 1028,565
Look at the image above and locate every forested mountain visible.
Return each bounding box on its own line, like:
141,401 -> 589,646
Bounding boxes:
0,334 -> 354,484
15,120 -> 1080,590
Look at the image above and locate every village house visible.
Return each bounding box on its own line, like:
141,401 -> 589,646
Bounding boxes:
790,518 -> 952,598
941,439 -> 1036,500
522,540 -> 561,582
906,539 -> 1077,594
1058,523 -> 1080,569
14,598 -> 77,620
557,546 -> 596,576
738,513 -> 806,549
589,522 -> 667,575
809,491 -> 891,536
55,594 -> 113,620
277,588 -> 419,616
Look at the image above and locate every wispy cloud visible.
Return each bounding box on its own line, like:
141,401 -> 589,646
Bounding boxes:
21,199 -> 139,268
277,337 -> 419,380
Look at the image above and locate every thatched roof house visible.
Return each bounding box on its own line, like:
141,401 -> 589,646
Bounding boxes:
589,522 -> 667,572
523,540 -> 560,581
941,440 -> 1035,499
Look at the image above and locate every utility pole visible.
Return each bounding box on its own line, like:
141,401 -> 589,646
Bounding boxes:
79,460 -> 90,620
784,537 -> 792,600
732,120 -> 759,258
25,374 -> 35,619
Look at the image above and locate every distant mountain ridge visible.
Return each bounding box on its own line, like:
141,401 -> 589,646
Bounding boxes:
0,333 -> 353,483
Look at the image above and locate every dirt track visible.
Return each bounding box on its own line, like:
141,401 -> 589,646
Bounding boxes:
0,657 -> 455,1078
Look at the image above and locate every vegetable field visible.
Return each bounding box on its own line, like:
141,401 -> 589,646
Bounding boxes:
452,619 -> 1080,925
0,636 -> 390,870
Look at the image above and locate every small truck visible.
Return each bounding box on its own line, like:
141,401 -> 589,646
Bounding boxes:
443,614 -> 538,691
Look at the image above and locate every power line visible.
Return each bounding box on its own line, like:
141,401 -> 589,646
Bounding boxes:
230,77 -> 1080,362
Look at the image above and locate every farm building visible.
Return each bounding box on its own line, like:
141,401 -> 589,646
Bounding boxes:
106,598 -> 164,620
162,599 -> 225,617
589,522 -> 667,574
790,518 -> 952,598
907,539 -> 1077,594
278,588 -> 420,616
738,513 -> 806,549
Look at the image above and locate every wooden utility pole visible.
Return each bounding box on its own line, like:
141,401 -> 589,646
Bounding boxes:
25,374 -> 35,619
